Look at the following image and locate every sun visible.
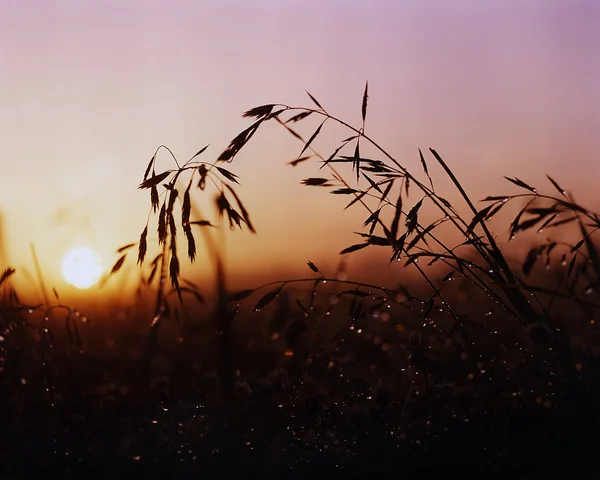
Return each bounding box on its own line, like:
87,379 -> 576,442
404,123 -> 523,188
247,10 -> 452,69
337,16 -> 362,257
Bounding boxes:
61,247 -> 104,289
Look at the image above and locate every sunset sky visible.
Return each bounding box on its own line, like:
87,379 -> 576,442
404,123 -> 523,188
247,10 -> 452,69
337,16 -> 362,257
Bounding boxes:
1,0 -> 599,296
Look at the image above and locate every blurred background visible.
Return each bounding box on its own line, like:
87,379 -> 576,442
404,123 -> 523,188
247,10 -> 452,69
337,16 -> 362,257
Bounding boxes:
1,0 -> 599,300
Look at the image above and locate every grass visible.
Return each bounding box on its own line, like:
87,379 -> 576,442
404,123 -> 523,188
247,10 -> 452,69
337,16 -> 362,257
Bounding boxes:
1,84 -> 600,477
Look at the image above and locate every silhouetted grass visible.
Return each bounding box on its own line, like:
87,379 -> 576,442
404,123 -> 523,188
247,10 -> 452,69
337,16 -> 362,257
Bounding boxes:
1,85 -> 599,477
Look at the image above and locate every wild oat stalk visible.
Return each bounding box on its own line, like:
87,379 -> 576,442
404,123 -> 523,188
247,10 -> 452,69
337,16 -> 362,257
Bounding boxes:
131,144 -> 255,397
219,84 -> 599,398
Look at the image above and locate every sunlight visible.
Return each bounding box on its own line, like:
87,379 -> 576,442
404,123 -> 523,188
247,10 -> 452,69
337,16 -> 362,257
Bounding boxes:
61,247 -> 104,289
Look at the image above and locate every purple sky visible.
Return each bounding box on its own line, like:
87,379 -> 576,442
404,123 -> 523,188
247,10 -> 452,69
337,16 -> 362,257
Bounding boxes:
1,0 -> 599,293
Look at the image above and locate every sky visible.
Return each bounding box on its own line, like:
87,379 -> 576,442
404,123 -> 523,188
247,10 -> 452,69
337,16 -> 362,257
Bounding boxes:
1,0 -> 599,296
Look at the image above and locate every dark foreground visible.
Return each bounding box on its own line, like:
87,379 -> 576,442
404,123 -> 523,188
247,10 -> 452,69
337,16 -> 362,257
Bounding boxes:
1,339 -> 600,479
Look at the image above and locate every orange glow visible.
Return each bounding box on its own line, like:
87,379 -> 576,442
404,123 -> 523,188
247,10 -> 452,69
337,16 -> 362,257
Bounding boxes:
61,247 -> 103,289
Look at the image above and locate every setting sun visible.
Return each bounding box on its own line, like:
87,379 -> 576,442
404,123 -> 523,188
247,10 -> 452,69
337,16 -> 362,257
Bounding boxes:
61,247 -> 104,289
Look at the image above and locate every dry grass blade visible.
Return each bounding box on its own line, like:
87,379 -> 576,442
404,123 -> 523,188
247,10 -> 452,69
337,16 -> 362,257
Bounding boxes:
340,243 -> 369,255
367,235 -> 391,246
307,261 -> 320,273
184,224 -> 196,262
254,283 -> 285,311
299,120 -> 326,158
361,80 -> 368,126
243,104 -> 274,119
190,144 -> 210,161
390,191 -> 403,241
406,223 -> 436,251
116,243 -> 136,253
216,167 -> 240,184
190,220 -> 214,227
218,119 -> 262,163
363,208 -> 381,235
418,148 -> 434,190
182,181 -> 192,226
139,171 -> 172,189
151,186 -> 159,213
286,111 -> 313,123
276,117 -> 304,142
137,226 -> 148,265
504,176 -> 537,193
331,188 -> 360,195
158,203 -> 167,245
301,178 -> 331,186
147,262 -> 159,285
224,184 -> 256,233
380,180 -> 394,205
344,190 -> 367,210
306,91 -> 324,110
522,245 -> 544,276
467,205 -> 495,235
546,175 -> 567,197
362,173 -> 383,194
405,198 -> 423,234
353,141 -> 361,181
288,156 -> 312,167
169,254 -> 182,303
320,143 -> 349,170
230,289 -> 255,302
110,254 -> 127,275
389,233 -> 407,263
0,267 -> 15,286
143,155 -> 155,181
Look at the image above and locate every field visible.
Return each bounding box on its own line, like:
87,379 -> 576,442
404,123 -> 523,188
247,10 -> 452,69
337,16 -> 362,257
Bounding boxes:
1,88 -> 600,478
